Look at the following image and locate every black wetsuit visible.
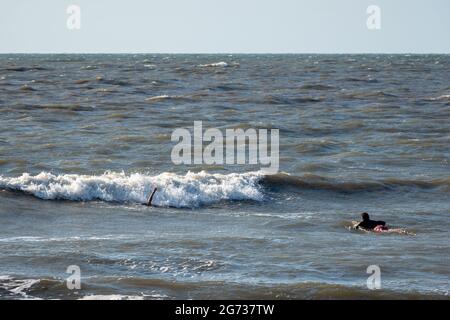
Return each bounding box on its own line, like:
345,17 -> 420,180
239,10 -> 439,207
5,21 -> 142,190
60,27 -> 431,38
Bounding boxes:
357,219 -> 386,230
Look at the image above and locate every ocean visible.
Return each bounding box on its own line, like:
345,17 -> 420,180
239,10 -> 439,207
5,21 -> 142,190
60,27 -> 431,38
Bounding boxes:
0,54 -> 448,299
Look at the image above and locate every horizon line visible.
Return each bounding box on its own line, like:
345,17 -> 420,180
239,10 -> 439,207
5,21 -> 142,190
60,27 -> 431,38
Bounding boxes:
0,52 -> 449,55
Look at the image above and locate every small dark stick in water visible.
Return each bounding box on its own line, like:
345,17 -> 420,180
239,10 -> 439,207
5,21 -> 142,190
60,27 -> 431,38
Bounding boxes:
146,187 -> 157,206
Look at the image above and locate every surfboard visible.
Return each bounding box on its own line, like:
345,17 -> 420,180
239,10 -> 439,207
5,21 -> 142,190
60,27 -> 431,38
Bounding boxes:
349,221 -> 415,235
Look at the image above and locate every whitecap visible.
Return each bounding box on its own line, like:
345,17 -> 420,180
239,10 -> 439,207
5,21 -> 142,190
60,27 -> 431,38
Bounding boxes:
427,94 -> 450,101
0,171 -> 265,208
198,61 -> 228,68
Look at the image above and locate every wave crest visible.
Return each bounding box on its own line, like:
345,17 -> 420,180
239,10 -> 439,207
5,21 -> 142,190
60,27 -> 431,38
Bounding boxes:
0,171 -> 264,208
262,173 -> 450,192
2,171 -> 447,206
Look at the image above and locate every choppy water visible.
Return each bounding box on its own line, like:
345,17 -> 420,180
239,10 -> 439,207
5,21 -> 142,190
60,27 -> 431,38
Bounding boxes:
0,54 -> 449,299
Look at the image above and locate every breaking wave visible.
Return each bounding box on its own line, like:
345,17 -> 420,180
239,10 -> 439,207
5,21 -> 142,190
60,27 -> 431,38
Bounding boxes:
0,275 -> 446,300
0,171 -> 265,208
1,171 -> 448,207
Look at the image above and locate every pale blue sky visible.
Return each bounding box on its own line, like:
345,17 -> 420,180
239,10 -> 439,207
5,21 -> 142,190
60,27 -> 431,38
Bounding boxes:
0,0 -> 449,53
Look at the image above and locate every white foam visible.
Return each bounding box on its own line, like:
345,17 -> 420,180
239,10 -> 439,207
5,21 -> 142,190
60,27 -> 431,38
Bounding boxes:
198,61 -> 228,67
0,171 -> 265,208
144,95 -> 186,102
427,94 -> 450,101
0,276 -> 41,299
145,95 -> 170,101
0,235 -> 133,243
79,294 -> 145,300
79,292 -> 169,300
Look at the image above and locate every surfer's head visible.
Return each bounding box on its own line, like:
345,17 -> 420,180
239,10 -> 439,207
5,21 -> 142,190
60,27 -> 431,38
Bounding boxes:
361,212 -> 370,221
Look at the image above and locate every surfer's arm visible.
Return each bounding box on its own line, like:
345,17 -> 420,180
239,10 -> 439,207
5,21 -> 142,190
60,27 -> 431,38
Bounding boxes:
354,222 -> 370,231
146,187 -> 157,206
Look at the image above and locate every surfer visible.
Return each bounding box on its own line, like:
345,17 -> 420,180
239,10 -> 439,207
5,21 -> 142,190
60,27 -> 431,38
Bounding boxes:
354,212 -> 388,231
146,187 -> 157,206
